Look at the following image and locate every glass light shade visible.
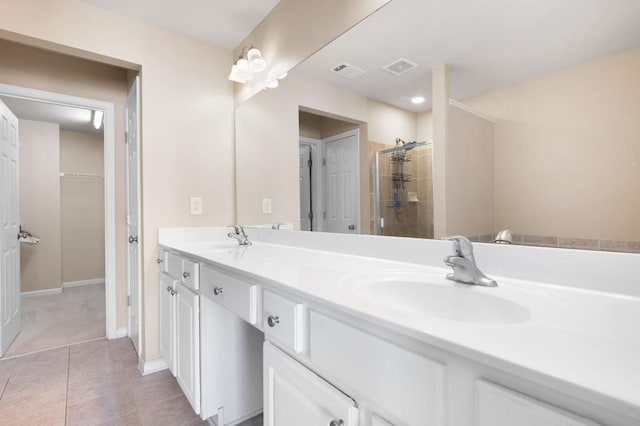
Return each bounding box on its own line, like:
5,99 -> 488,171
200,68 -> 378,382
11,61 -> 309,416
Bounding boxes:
247,47 -> 266,73
235,58 -> 254,81
228,64 -> 248,83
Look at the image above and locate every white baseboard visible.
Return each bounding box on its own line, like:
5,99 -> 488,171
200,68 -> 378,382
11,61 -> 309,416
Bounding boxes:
115,327 -> 128,338
63,278 -> 105,288
138,355 -> 168,376
21,288 -> 63,297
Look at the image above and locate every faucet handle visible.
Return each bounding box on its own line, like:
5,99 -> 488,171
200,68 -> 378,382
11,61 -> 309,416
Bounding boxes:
444,236 -> 474,257
227,225 -> 241,234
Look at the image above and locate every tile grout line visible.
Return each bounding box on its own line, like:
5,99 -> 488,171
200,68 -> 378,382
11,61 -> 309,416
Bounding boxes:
65,345 -> 70,426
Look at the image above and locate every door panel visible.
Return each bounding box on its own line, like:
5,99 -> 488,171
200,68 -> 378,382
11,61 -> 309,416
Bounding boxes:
264,342 -> 358,426
126,76 -> 141,353
299,145 -> 312,231
0,100 -> 20,356
176,283 -> 200,414
324,132 -> 359,234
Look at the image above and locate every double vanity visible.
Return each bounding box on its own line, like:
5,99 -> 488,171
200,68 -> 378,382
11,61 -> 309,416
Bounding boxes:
157,226 -> 640,426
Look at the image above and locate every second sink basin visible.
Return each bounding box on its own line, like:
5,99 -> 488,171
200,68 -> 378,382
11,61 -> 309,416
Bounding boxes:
351,271 -> 531,324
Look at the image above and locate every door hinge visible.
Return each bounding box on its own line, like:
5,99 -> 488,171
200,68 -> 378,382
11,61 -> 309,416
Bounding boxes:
308,211 -> 313,220
322,157 -> 326,166
125,131 -> 129,143
323,211 -> 327,220
127,295 -> 131,306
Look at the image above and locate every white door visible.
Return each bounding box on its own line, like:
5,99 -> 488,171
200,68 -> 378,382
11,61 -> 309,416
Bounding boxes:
264,342 -> 358,426
0,100 -> 20,356
159,273 -> 175,375
299,145 -> 312,231
126,76 -> 141,354
324,131 -> 359,234
176,282 -> 200,414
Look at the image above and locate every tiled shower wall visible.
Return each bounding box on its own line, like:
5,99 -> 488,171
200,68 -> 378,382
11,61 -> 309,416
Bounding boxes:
369,142 -> 434,239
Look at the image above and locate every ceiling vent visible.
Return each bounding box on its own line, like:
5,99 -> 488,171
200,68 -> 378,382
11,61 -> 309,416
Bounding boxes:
383,58 -> 418,76
330,63 -> 366,79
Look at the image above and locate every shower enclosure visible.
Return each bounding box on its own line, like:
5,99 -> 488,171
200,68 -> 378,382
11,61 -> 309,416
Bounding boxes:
373,140 -> 434,238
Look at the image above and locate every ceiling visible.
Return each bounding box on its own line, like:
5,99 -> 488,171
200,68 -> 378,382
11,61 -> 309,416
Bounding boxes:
81,0 -> 281,49
297,0 -> 640,112
0,97 -> 103,134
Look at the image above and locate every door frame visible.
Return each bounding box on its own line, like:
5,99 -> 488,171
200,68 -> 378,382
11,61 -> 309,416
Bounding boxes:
321,129 -> 361,233
126,76 -> 142,352
299,137 -> 323,232
0,82 -> 118,339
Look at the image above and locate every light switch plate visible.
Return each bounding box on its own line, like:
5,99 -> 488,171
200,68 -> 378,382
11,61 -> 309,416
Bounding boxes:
262,198 -> 272,214
190,197 -> 203,215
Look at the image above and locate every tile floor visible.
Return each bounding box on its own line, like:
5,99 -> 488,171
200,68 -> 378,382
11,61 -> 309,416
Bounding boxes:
0,337 -> 205,425
5,283 -> 106,357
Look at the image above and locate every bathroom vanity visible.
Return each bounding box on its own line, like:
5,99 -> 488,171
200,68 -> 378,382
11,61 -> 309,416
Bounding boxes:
158,227 -> 640,426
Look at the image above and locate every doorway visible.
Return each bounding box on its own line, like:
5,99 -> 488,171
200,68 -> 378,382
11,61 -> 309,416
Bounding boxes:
0,84 -> 117,357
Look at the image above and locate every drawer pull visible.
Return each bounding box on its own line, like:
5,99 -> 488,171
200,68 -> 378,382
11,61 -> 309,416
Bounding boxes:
213,286 -> 223,295
329,420 -> 344,426
183,271 -> 190,279
267,315 -> 280,327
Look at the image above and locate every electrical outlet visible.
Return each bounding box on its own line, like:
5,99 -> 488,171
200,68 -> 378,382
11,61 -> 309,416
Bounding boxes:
190,197 -> 203,215
262,198 -> 272,214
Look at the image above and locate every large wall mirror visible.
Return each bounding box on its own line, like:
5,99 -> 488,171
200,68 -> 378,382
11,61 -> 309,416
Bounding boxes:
235,0 -> 640,252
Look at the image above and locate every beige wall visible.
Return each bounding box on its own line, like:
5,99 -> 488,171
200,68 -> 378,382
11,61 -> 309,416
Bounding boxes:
465,48 -> 640,241
0,0 -> 235,361
417,111 -> 433,142
60,130 -> 105,283
19,120 -> 61,292
445,105 -> 495,237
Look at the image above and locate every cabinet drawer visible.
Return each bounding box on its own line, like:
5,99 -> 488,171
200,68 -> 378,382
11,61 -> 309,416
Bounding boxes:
263,290 -> 306,353
201,266 -> 258,324
167,252 -> 182,280
181,258 -> 200,290
477,380 -> 599,426
159,249 -> 169,273
309,311 -> 445,426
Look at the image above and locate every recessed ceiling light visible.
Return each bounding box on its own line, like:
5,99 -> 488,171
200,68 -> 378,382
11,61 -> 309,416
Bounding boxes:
411,96 -> 425,104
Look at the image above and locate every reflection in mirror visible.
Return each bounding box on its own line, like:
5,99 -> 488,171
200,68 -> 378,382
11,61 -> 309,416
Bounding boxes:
236,0 -> 640,252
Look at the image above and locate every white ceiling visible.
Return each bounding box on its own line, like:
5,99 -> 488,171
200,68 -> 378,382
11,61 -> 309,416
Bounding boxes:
297,0 -> 640,112
0,97 -> 103,134
81,0 -> 281,49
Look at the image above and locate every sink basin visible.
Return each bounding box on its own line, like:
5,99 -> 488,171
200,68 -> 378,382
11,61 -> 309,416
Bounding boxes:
352,272 -> 531,324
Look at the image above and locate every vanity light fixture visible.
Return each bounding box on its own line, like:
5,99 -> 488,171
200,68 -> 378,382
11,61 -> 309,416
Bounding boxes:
92,110 -> 103,129
411,96 -> 426,104
229,46 -> 267,83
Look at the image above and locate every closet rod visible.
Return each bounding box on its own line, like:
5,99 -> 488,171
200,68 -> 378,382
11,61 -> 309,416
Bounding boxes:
59,172 -> 104,178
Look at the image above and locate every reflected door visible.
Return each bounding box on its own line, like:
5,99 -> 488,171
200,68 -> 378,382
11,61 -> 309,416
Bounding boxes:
324,131 -> 359,234
299,145 -> 312,231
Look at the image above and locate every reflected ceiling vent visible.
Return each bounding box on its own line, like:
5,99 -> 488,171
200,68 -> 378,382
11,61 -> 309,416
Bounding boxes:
330,62 -> 366,79
383,58 -> 418,75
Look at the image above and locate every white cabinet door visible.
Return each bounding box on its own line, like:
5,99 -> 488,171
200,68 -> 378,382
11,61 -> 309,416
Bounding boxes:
176,282 -> 200,414
159,273 -> 175,375
264,342 -> 358,426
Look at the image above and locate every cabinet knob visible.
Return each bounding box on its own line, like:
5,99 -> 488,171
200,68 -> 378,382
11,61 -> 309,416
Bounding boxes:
329,420 -> 344,426
157,258 -> 163,264
267,315 -> 280,327
183,271 -> 190,279
170,289 -> 176,296
166,286 -> 172,292
213,287 -> 223,295
129,236 -> 138,244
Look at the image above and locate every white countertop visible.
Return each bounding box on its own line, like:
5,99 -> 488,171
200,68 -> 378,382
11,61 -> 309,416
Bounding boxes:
159,230 -> 640,421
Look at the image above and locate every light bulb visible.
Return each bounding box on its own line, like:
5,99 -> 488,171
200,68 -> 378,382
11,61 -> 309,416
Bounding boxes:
247,47 -> 266,73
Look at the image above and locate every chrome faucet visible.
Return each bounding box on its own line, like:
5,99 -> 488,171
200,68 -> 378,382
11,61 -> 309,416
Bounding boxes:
444,236 -> 497,287
271,223 -> 285,230
227,225 -> 252,246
